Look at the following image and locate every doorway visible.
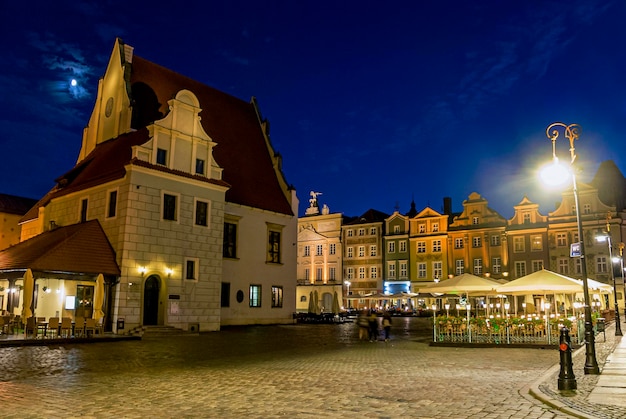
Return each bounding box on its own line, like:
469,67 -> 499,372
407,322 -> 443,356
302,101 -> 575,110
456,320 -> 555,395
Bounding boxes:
143,275 -> 161,325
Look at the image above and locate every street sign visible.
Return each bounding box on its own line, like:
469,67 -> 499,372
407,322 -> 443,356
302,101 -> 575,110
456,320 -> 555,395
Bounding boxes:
570,242 -> 581,258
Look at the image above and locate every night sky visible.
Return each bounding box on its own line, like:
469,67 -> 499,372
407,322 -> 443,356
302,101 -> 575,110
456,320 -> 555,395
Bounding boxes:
1,1 -> 625,218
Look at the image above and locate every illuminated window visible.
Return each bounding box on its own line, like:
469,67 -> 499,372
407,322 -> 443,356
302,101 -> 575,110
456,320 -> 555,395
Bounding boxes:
271,286 -> 283,308
249,285 -> 261,307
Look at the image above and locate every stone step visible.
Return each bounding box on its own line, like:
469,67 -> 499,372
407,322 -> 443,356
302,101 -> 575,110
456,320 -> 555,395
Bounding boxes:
128,325 -> 197,337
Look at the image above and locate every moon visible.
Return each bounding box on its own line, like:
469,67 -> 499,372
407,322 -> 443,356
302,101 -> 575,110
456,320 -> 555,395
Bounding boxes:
70,79 -> 77,87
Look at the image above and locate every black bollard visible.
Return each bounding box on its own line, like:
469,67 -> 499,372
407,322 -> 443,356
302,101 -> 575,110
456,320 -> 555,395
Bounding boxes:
558,327 -> 577,391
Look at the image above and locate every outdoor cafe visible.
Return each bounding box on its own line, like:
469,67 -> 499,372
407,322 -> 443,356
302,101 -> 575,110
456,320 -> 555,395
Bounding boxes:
421,270 -> 613,346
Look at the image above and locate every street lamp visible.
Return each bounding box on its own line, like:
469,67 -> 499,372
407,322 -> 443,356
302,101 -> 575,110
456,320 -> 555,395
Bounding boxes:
619,243 -> 626,319
596,222 -> 622,336
344,281 -> 351,309
540,122 -> 599,374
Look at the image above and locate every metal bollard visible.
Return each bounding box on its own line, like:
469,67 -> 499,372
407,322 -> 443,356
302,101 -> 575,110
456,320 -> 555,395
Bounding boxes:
558,327 -> 577,391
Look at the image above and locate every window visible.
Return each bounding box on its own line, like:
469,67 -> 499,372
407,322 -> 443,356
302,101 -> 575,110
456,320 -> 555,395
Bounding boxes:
523,212 -> 531,224
221,282 -> 230,307
370,227 -> 376,235
195,158 -> 205,175
358,267 -> 365,279
195,200 -> 209,226
163,193 -> 177,221
473,258 -> 483,275
455,238 -> 464,249
532,260 -> 543,272
329,243 -> 336,255
513,237 -> 525,253
433,261 -> 443,279
75,284 -> 94,318
347,247 -> 354,258
106,190 -> 117,218
223,222 -> 237,258
358,228 -> 365,236
185,258 -> 198,281
394,225 -> 400,233
472,217 -> 479,225
388,242 -> 395,253
156,148 -> 167,165
399,241 -> 407,252
419,224 -> 426,234
557,233 -> 567,247
80,198 -> 88,222
515,261 -> 526,278
417,263 -> 427,278
271,286 -> 283,308
316,245 -> 323,256
597,256 -> 608,273
558,258 -> 569,274
388,264 -> 396,279
267,226 -> 282,264
432,223 -> 439,232
574,258 -> 581,275
347,229 -> 353,237
370,266 -> 378,279
417,241 -> 426,253
370,245 -> 377,257
455,259 -> 464,275
583,204 -> 591,214
346,268 -> 354,279
249,285 -> 261,307
400,262 -> 407,278
531,235 -> 542,251
491,235 -> 500,246
573,233 -> 579,243
316,268 -> 323,281
432,240 -> 441,252
304,246 -> 310,256
492,257 -> 501,274
304,268 -> 310,282
472,236 -> 481,248
358,246 -> 365,257
329,267 -> 336,281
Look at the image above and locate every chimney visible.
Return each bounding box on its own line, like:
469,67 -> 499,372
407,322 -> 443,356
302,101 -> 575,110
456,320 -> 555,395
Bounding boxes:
443,197 -> 452,215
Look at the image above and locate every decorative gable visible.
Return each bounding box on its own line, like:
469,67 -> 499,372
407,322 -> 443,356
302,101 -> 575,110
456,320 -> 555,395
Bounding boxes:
134,89 -> 223,181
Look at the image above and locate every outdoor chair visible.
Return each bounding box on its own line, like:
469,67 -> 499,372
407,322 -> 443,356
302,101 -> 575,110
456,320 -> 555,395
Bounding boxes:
47,317 -> 60,338
60,317 -> 72,338
84,318 -> 96,337
74,317 -> 85,338
25,317 -> 36,338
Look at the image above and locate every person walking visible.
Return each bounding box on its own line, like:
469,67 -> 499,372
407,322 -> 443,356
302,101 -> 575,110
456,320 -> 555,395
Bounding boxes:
357,309 -> 369,340
368,310 -> 379,342
382,312 -> 392,341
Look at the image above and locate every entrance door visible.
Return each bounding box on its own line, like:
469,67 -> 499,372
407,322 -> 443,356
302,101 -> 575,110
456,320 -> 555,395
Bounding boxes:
143,276 -> 160,325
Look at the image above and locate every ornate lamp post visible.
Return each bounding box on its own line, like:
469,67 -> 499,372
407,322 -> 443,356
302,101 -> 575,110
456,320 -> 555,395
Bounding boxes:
597,218 -> 623,336
540,122 -> 600,374
344,281 -> 351,309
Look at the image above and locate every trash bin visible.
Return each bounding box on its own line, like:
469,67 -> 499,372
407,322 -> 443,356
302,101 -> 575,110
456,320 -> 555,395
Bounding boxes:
116,318 -> 125,330
596,318 -> 605,332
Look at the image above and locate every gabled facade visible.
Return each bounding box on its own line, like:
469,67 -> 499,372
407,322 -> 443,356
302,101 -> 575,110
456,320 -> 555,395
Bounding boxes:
507,196 -> 549,279
295,196 -> 343,313
10,38 -> 297,331
408,207 -> 449,290
547,182 -> 616,282
383,211 -> 410,293
448,192 -> 507,279
342,209 -> 389,299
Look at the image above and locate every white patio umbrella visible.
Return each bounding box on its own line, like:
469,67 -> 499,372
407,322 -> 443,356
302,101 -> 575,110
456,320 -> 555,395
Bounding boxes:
21,268 -> 34,324
421,273 -> 501,295
496,269 -> 601,295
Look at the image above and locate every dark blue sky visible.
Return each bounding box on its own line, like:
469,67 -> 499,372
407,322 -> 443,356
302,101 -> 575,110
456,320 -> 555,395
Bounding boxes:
1,1 -> 625,218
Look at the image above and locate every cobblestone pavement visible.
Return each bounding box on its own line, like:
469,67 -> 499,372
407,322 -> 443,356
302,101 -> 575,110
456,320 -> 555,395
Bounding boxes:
0,317 -> 603,418
532,321 -> 626,419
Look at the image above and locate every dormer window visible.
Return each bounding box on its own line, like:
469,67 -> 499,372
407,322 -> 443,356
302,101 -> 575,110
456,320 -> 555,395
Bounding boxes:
156,148 -> 167,166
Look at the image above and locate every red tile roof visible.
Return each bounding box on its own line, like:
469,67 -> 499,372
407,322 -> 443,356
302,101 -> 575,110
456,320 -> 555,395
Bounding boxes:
130,55 -> 294,215
0,220 -> 120,278
0,193 -> 38,216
